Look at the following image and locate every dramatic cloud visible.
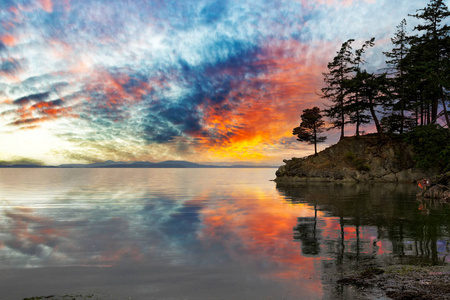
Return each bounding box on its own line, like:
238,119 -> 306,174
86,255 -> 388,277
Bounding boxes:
0,0 -> 436,164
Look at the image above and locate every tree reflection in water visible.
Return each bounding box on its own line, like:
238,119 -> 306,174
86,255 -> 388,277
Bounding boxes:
277,182 -> 450,297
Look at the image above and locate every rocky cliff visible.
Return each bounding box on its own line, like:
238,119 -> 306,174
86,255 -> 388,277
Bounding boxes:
275,134 -> 440,183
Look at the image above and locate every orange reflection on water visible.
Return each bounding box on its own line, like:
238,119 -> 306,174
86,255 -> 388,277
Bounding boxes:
198,187 -> 323,294
319,216 -> 390,257
98,246 -> 144,265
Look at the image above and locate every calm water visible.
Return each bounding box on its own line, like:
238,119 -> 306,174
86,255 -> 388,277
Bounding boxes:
0,168 -> 449,299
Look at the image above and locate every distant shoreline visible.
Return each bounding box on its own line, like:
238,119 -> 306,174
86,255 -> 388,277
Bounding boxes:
0,166 -> 279,169
0,160 -> 279,169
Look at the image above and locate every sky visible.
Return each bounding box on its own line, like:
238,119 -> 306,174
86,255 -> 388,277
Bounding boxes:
0,0 -> 443,165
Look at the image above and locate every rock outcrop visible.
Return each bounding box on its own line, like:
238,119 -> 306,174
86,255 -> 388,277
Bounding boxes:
418,172 -> 450,202
276,134 -> 440,183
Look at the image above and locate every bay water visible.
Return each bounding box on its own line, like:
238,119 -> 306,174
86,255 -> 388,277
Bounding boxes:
0,168 -> 449,299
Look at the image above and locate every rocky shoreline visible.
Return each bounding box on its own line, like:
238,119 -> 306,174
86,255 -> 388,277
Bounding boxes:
276,134 -> 440,183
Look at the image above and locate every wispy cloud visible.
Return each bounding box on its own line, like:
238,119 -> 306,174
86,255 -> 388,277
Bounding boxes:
0,0 -> 433,164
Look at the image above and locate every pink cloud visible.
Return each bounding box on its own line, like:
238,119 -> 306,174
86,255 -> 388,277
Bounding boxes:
314,0 -> 375,6
39,0 -> 53,13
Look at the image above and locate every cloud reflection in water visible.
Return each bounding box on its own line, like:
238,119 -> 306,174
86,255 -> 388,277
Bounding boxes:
0,169 -> 323,299
0,169 -> 449,299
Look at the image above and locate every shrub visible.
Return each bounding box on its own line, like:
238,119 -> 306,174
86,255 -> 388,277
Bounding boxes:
344,151 -> 356,161
404,124 -> 450,172
344,151 -> 371,172
357,163 -> 371,172
439,145 -> 450,172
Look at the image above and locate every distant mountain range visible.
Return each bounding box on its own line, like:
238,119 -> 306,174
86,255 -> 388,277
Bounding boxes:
0,160 -> 278,168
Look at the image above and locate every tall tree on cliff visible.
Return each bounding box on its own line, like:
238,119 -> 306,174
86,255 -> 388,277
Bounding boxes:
321,39 -> 355,140
347,38 -> 375,136
293,107 -> 327,156
383,19 -> 410,133
402,41 -> 432,126
357,71 -> 390,135
409,0 -> 450,128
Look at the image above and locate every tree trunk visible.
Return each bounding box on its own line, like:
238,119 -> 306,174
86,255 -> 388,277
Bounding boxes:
400,94 -> 404,134
442,96 -> 450,130
415,105 -> 419,127
432,99 -> 438,123
369,96 -> 382,134
339,91 -> 345,140
438,85 -> 450,130
431,17 -> 439,124
339,66 -> 346,141
313,125 -> 318,156
421,100 -> 424,126
355,93 -> 360,136
400,69 -> 404,134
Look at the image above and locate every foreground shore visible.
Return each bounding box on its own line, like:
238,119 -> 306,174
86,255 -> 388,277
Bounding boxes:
23,263 -> 450,300
337,263 -> 450,299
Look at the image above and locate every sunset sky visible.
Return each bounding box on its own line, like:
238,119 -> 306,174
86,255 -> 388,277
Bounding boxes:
0,0 -> 439,165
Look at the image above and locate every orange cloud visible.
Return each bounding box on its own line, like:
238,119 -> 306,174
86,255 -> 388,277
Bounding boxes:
193,39 -> 332,162
9,99 -> 79,129
10,116 -> 57,127
85,70 -> 155,110
1,98 -> 13,104
0,34 -> 17,47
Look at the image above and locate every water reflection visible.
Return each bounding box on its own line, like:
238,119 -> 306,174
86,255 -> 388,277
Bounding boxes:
277,184 -> 450,264
277,182 -> 450,267
0,169 -> 449,299
0,169 -> 323,299
278,182 -> 450,299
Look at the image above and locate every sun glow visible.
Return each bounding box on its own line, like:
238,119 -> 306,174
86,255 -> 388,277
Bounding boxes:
0,125 -> 73,165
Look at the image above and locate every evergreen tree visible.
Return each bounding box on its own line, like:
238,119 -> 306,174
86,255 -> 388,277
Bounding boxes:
319,1 -> 450,137
348,38 -> 375,136
347,71 -> 373,135
409,0 -> 450,127
443,33 -> 450,125
357,71 -> 389,135
403,42 -> 434,126
321,39 -> 355,140
383,19 -> 410,133
293,107 -> 327,156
